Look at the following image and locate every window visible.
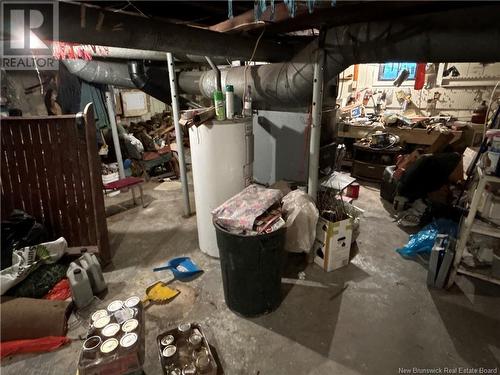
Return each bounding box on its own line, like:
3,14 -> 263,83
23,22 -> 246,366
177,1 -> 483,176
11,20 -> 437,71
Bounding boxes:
378,63 -> 417,81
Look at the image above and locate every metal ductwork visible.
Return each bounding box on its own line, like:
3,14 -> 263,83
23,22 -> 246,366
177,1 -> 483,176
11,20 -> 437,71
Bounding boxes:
128,60 -> 171,104
65,45 -> 229,65
62,4 -> 500,110
37,2 -> 296,63
62,59 -> 136,88
178,4 -> 500,109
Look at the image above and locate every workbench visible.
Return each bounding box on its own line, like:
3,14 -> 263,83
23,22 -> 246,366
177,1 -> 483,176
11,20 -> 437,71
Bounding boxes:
337,124 -> 463,146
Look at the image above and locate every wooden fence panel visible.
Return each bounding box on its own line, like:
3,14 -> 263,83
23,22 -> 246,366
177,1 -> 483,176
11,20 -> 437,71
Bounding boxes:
0,104 -> 111,262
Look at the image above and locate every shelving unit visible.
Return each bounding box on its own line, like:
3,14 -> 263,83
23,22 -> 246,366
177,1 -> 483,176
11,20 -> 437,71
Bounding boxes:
447,166 -> 500,287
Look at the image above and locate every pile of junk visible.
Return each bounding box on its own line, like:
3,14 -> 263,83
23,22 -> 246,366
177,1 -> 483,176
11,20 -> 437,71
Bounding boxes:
100,110 -> 181,180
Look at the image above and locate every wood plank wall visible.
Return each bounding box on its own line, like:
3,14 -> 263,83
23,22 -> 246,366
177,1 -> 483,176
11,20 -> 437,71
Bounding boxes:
1,104 -> 111,262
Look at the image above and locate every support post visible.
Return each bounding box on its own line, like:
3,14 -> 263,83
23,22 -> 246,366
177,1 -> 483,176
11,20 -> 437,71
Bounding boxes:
167,52 -> 191,216
307,47 -> 325,200
105,89 -> 125,179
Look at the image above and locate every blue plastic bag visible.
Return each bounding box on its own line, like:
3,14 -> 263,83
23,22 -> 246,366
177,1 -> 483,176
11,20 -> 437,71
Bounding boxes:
396,219 -> 458,257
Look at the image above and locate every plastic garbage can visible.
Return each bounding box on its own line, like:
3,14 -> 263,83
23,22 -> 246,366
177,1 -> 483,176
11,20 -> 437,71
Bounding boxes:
214,222 -> 285,317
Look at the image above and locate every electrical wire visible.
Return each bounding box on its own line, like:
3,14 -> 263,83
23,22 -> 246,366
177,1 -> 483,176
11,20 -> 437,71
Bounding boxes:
242,27 -> 266,114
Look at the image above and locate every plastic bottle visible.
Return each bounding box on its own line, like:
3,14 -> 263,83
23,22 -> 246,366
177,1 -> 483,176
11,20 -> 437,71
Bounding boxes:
243,85 -> 253,117
225,85 -> 234,120
79,250 -> 107,294
213,91 -> 225,121
67,263 -> 94,309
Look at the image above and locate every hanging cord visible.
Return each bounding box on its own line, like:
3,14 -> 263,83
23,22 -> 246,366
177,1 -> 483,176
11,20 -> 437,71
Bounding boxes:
242,27 -> 266,115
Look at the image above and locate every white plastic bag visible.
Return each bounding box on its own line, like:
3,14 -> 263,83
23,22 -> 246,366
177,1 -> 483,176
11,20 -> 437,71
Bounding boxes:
282,190 -> 319,253
0,237 -> 67,295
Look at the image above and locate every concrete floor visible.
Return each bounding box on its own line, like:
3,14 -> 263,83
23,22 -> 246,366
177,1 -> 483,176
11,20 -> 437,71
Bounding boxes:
2,180 -> 499,374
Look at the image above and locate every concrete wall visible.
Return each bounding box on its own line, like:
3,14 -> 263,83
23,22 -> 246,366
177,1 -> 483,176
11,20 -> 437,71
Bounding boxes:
338,62 -> 500,120
2,70 -> 48,116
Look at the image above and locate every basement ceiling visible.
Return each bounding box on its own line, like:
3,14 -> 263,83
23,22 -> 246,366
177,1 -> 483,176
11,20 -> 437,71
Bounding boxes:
75,1 -> 484,35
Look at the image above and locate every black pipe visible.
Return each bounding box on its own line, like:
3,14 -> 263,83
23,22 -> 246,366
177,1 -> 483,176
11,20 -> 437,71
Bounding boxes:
128,60 -> 171,104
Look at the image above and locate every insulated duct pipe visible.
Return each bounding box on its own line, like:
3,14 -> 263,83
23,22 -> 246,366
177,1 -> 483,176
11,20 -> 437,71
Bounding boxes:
178,4 -> 500,108
37,2 -> 295,63
62,59 -> 135,88
62,45 -> 229,65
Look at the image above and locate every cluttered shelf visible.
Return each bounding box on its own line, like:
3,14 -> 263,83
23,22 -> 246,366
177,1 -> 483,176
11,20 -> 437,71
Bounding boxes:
470,219 -> 500,239
457,266 -> 500,286
338,123 -> 464,145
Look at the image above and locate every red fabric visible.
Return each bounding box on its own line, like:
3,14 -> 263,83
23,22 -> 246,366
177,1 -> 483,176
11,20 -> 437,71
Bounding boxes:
43,278 -> 72,301
103,176 -> 144,190
0,336 -> 70,359
414,62 -> 426,90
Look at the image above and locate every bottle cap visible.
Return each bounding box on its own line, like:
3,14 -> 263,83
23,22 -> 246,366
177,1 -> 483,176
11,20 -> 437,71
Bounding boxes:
225,85 -> 234,92
213,91 -> 223,100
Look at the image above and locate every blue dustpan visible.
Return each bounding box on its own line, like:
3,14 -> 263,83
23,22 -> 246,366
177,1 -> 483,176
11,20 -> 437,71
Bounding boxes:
153,256 -> 203,281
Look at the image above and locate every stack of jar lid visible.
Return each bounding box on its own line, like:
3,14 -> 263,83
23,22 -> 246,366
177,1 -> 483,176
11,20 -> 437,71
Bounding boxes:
83,296 -> 141,358
158,322 -> 217,375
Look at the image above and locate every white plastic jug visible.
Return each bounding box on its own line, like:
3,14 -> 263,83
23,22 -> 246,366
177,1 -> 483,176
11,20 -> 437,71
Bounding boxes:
79,251 -> 107,294
67,263 -> 94,309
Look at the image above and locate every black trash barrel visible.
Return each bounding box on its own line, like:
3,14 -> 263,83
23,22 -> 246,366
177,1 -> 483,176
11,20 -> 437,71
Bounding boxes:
214,223 -> 285,317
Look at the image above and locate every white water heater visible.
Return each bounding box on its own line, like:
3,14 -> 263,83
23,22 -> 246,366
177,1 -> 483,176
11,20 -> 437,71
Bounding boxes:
189,118 -> 253,257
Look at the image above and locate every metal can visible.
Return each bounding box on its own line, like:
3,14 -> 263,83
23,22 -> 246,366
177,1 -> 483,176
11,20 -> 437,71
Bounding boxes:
177,323 -> 191,335
100,338 -> 119,355
101,323 -> 120,337
182,363 -> 197,375
122,318 -> 139,333
120,332 -> 138,349
93,315 -> 111,329
124,296 -> 140,308
160,334 -> 175,346
188,333 -> 202,350
192,346 -> 209,360
195,353 -> 212,373
162,345 -> 178,362
107,300 -> 124,313
82,336 -> 101,359
91,309 -> 108,322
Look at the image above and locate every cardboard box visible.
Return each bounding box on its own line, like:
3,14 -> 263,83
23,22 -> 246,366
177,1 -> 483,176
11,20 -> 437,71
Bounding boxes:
314,215 -> 353,272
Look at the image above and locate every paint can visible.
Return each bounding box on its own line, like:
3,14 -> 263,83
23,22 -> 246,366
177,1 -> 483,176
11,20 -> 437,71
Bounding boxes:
122,318 -> 139,333
91,309 -> 108,322
100,338 -> 119,355
107,300 -> 124,313
93,315 -> 111,329
162,345 -> 178,362
82,336 -> 101,359
161,334 -> 175,346
124,296 -> 140,308
101,323 -> 120,338
120,332 -> 138,350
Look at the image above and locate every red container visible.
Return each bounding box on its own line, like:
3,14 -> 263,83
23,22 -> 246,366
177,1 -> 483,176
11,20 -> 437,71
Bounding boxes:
346,183 -> 360,199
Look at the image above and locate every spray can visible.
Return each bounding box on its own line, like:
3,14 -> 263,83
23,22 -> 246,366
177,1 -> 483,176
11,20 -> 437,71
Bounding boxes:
225,85 -> 234,120
213,91 -> 225,121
